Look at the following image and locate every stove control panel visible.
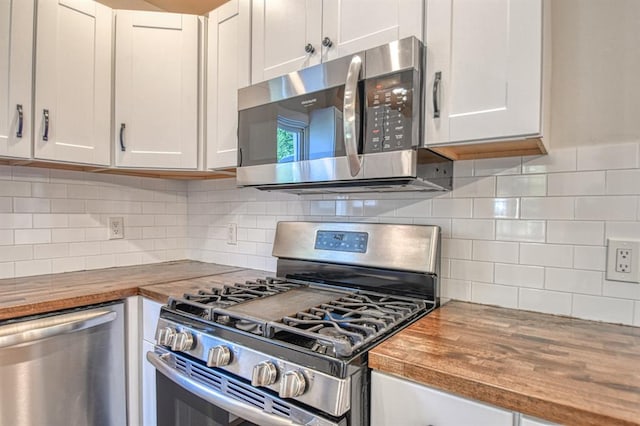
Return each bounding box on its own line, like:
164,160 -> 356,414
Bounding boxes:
315,230 -> 368,253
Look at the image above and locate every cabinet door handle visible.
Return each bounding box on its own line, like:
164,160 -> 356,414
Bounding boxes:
433,71 -> 441,118
119,123 -> 126,152
304,43 -> 315,54
16,104 -> 23,138
322,37 -> 333,48
42,109 -> 50,141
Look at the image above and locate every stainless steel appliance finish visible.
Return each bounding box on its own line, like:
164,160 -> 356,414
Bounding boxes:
272,221 -> 440,274
150,221 -> 440,426
0,302 -> 126,426
236,37 -> 453,194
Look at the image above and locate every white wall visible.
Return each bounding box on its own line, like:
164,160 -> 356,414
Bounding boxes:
0,165 -> 188,278
550,0 -> 640,148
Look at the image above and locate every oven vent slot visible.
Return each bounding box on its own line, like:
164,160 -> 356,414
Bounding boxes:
272,401 -> 292,417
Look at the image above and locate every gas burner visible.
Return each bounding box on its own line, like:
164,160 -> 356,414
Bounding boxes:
235,320 -> 262,335
318,327 -> 352,340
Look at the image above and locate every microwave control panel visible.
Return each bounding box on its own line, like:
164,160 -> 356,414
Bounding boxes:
364,70 -> 417,154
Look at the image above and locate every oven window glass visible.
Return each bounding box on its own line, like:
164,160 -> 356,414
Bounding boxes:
156,373 -> 257,426
238,84 -> 362,167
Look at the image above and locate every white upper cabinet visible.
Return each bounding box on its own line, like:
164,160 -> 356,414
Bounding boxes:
0,0 -> 34,160
425,0 -> 544,146
251,0 -> 322,83
34,0 -> 112,166
115,11 -> 199,169
206,0 -> 251,170
251,0 -> 423,84
322,0 -> 422,61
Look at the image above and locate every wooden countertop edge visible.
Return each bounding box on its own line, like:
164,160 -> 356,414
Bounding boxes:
369,354 -> 637,426
0,287 -> 140,321
137,286 -> 175,304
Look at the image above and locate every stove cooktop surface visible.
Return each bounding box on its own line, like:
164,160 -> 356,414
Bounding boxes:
167,277 -> 429,358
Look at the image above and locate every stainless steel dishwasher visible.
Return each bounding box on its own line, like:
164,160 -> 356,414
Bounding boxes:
0,301 -> 126,426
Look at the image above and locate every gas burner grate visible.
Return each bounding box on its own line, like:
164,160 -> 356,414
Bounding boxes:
268,292 -> 426,357
167,277 -> 300,321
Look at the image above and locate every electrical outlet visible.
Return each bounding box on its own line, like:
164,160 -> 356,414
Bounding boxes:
109,217 -> 124,240
227,223 -> 237,245
606,239 -> 640,283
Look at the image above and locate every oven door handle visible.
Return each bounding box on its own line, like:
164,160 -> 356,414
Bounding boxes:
343,54 -> 363,177
147,351 -> 339,426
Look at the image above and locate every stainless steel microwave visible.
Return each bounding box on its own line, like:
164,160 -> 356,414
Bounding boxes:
236,37 -> 452,194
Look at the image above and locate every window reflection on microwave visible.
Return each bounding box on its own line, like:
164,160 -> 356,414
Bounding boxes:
276,106 -> 343,163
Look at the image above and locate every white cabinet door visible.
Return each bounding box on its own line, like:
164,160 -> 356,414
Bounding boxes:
141,339 -> 157,426
115,11 -> 199,169
322,0 -> 423,61
371,371 -> 514,426
0,0 -> 34,160
251,0 -> 322,83
206,0 -> 250,170
34,0 -> 112,165
425,0 -> 543,145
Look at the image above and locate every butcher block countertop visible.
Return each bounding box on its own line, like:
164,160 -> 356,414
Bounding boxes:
0,260 -> 243,320
369,301 -> 640,426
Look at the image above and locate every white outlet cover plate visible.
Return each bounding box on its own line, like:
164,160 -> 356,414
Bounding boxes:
109,217 -> 124,240
606,239 -> 640,283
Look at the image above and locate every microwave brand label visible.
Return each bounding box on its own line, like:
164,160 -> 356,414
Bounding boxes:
301,98 -> 317,107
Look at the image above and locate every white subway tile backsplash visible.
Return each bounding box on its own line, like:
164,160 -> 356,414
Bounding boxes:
34,243 -> 70,259
442,238 -> 472,260
15,259 -> 51,277
432,199 -> 473,218
31,183 -> 67,198
473,198 -> 519,219
0,214 -> 32,229
472,240 -> 519,264
452,177 -> 496,198
441,278 -> 471,301
33,214 -> 69,229
0,245 -> 33,261
474,157 -> 522,176
496,220 -> 546,242
310,201 -> 336,216
14,198 -> 50,213
545,267 -> 603,295
522,148 -> 577,174
0,230 -> 13,246
518,288 -> 572,315
0,262 -> 14,279
0,197 -> 11,212
520,243 -> 573,267
471,282 -> 518,308
575,196 -> 637,221
52,257 -> 86,273
494,263 -> 544,288
573,246 -> 606,271
453,160 -> 474,177
452,219 -> 495,240
572,294 -> 634,325
602,280 -> 640,300
577,142 -> 639,171
15,229 -> 51,245
395,200 -> 431,218
547,221 -> 604,246
520,197 -> 574,220
547,171 -> 606,196
635,302 -> 640,326
606,222 -> 640,240
450,259 -> 494,282
606,170 -> 640,195
497,175 -> 546,197
0,181 -> 30,197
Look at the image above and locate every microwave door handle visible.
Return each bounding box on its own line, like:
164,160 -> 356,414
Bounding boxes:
343,54 -> 363,177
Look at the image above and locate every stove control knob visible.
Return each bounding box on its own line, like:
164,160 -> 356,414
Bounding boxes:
157,327 -> 176,347
207,345 -> 232,367
279,370 -> 307,399
171,331 -> 194,352
251,361 -> 278,387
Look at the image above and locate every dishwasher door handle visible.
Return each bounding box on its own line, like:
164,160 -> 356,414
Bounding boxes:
0,309 -> 117,349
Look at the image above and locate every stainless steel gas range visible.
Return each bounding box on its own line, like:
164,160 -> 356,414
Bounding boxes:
147,221 -> 440,426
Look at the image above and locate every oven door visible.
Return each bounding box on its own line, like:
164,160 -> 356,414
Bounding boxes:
147,350 -> 347,426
